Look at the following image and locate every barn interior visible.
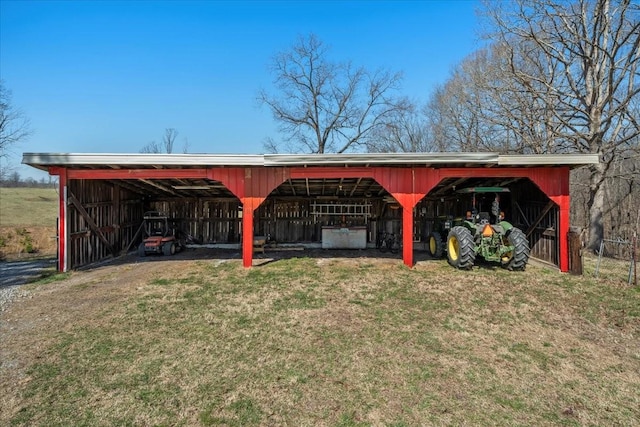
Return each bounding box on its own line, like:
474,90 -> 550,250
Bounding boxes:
23,153 -> 597,271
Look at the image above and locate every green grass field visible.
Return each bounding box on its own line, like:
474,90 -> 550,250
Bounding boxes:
0,187 -> 58,257
1,256 -> 638,426
0,187 -> 58,227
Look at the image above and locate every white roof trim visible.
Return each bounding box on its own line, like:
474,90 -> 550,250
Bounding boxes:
22,152 -> 599,169
498,154 -> 599,165
22,153 -> 265,167
263,152 -> 499,165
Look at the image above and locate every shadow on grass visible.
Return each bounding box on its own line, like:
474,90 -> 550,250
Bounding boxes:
58,245 -> 546,275
0,257 -> 57,288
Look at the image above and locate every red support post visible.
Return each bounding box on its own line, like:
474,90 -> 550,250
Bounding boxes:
50,167 -> 68,272
372,168 -> 441,268
401,203 -> 414,267
239,168 -> 289,267
241,198 -> 264,268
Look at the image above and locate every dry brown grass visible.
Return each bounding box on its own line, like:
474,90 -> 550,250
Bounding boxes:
0,226 -> 57,259
0,187 -> 58,259
1,253 -> 638,426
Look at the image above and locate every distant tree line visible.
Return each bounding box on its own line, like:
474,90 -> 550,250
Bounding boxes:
0,170 -> 58,188
139,128 -> 189,154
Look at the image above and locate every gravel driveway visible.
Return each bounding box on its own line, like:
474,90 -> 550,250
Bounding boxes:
0,258 -> 57,312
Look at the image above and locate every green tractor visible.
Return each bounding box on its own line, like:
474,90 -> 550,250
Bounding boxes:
427,187 -> 530,271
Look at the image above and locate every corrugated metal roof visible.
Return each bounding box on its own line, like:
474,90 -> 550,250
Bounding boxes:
22,152 -> 599,171
22,153 -> 265,170
499,154 -> 599,166
263,152 -> 499,165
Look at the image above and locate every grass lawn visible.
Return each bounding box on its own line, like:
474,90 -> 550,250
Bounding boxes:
0,187 -> 58,227
1,254 -> 638,426
0,187 -> 58,257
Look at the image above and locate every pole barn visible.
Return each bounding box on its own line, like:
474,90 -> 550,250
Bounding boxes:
23,152 -> 598,272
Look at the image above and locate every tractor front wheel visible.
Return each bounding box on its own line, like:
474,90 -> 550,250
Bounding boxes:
502,228 -> 529,271
138,243 -> 146,257
447,226 -> 476,270
428,232 -> 444,258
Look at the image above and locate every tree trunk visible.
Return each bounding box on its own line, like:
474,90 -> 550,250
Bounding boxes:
586,163 -> 606,251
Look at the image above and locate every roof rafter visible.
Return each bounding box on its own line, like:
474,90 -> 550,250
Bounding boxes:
140,179 -> 179,197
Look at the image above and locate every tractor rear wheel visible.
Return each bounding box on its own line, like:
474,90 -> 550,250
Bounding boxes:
502,227 -> 529,271
138,243 -> 146,257
428,232 -> 444,258
163,242 -> 176,256
447,226 -> 476,269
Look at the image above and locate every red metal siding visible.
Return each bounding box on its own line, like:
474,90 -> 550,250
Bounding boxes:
47,164 -> 572,272
245,167 -> 289,198
66,168 -> 209,180
208,168 -> 245,199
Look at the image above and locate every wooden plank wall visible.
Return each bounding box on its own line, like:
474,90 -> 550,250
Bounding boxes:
67,188 -> 422,269
150,199 -> 241,243
66,180 -> 559,268
67,180 -> 142,269
255,200 -> 315,242
151,198 -> 404,244
512,182 -> 559,265
416,197 -> 486,241
254,199 -> 404,243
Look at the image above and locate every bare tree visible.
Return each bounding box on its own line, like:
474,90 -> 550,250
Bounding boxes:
425,52 -> 496,153
140,128 -> 183,154
139,140 -> 162,154
0,81 -> 32,179
366,99 -> 437,153
425,43 -> 573,155
424,0 -> 638,248
162,128 -> 177,154
258,34 -> 407,154
480,0 -> 640,249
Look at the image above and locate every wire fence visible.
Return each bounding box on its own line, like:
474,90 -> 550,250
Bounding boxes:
593,234 -> 638,286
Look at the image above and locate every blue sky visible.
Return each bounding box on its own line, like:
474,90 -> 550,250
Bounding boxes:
1,0 -> 483,179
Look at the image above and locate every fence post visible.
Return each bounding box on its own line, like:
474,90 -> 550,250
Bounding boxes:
634,232 -> 638,287
568,227 -> 583,275
595,239 -> 605,278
